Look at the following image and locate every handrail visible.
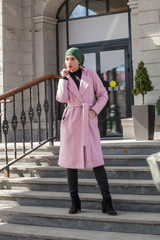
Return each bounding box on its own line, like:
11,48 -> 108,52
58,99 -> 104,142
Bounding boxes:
0,100 -> 13,103
0,74 -> 60,177
0,74 -> 60,100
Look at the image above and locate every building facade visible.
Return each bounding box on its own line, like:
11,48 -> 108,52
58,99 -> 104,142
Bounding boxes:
0,0 -> 160,139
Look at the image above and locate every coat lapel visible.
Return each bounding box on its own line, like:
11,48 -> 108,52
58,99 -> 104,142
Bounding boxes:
79,69 -> 90,97
67,68 -> 90,101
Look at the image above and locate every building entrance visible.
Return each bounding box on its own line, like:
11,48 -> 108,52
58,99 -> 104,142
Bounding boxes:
57,0 -> 133,138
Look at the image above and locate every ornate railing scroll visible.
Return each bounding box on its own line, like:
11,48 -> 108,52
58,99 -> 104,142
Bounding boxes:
0,74 -> 60,177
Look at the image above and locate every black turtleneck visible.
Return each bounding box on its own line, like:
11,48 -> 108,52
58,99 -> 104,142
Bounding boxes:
70,68 -> 82,89
62,68 -> 82,89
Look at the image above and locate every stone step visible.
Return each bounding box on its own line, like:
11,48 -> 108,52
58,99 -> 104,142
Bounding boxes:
104,154 -> 149,166
0,190 -> 159,213
102,145 -> 160,155
55,141 -> 160,155
0,140 -> 160,157
0,154 -> 150,167
0,206 -> 160,235
0,155 -> 57,167
51,142 -> 160,156
0,177 -> 159,195
0,142 -> 55,156
6,165 -> 152,179
0,223 -> 160,240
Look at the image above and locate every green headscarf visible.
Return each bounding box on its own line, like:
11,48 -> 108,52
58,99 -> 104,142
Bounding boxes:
65,47 -> 84,66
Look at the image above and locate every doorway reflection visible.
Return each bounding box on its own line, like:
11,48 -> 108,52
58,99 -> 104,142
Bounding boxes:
99,64 -> 126,137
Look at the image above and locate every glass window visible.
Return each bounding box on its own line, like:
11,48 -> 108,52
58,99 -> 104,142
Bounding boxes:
88,0 -> 107,16
57,3 -> 66,21
57,0 -> 128,21
69,0 -> 87,19
109,0 -> 128,13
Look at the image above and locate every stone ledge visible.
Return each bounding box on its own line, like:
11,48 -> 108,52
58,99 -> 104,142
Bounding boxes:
33,16 -> 57,25
121,116 -> 160,140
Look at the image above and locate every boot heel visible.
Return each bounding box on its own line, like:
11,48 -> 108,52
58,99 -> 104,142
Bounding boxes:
78,201 -> 81,211
69,195 -> 81,214
102,197 -> 117,216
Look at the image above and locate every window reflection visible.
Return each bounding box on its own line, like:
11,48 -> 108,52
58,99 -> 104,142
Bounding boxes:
99,64 -> 126,137
70,5 -> 86,19
109,0 -> 128,13
88,0 -> 106,16
69,0 -> 86,19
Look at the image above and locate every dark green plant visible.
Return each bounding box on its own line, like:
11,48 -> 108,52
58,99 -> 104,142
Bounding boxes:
156,96 -> 160,115
132,61 -> 154,104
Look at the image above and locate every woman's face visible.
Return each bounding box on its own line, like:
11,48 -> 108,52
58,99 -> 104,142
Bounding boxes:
65,55 -> 80,72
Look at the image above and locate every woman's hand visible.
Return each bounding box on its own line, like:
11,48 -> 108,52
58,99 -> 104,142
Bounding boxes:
61,68 -> 70,77
90,109 -> 97,119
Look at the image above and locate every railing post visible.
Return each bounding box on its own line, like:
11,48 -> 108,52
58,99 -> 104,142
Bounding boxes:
4,167 -> 10,178
48,78 -> 54,146
2,99 -> 9,177
0,103 -> 1,143
36,83 -> 42,144
53,79 -> 59,139
28,87 -> 34,149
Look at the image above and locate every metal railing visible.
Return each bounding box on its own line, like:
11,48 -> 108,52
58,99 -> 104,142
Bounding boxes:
0,74 -> 60,177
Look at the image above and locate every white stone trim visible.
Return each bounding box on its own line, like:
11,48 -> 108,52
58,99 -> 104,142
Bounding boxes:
127,0 -> 138,10
33,16 -> 57,25
148,34 -> 160,47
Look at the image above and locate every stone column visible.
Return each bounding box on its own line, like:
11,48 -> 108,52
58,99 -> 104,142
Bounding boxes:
32,16 -> 57,127
128,0 -> 140,105
33,16 -> 57,79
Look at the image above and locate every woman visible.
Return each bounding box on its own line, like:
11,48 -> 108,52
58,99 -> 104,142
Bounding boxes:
56,47 -> 117,215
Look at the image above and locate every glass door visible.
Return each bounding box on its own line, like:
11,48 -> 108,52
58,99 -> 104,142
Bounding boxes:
82,43 -> 132,138
99,49 -> 126,137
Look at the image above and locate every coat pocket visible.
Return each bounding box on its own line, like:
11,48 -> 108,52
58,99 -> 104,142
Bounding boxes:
89,111 -> 98,126
61,107 -> 71,123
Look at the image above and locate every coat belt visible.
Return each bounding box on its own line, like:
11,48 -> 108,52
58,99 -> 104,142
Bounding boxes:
67,102 -> 92,147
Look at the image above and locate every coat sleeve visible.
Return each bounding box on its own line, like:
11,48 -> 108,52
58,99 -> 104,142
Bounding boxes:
56,79 -> 69,103
91,70 -> 108,115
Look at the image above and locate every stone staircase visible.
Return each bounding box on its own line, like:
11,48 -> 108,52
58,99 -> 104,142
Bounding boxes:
0,140 -> 160,240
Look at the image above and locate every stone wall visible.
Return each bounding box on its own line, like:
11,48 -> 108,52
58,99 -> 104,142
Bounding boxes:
1,0 -> 61,92
2,0 -> 23,92
0,0 -> 3,94
0,0 -> 62,142
128,0 -> 160,108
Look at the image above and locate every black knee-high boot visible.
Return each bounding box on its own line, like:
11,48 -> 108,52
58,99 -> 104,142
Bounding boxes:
93,165 -> 117,215
67,168 -> 81,214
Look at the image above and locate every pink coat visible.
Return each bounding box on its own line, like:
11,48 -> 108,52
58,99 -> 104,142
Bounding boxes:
56,67 -> 108,169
